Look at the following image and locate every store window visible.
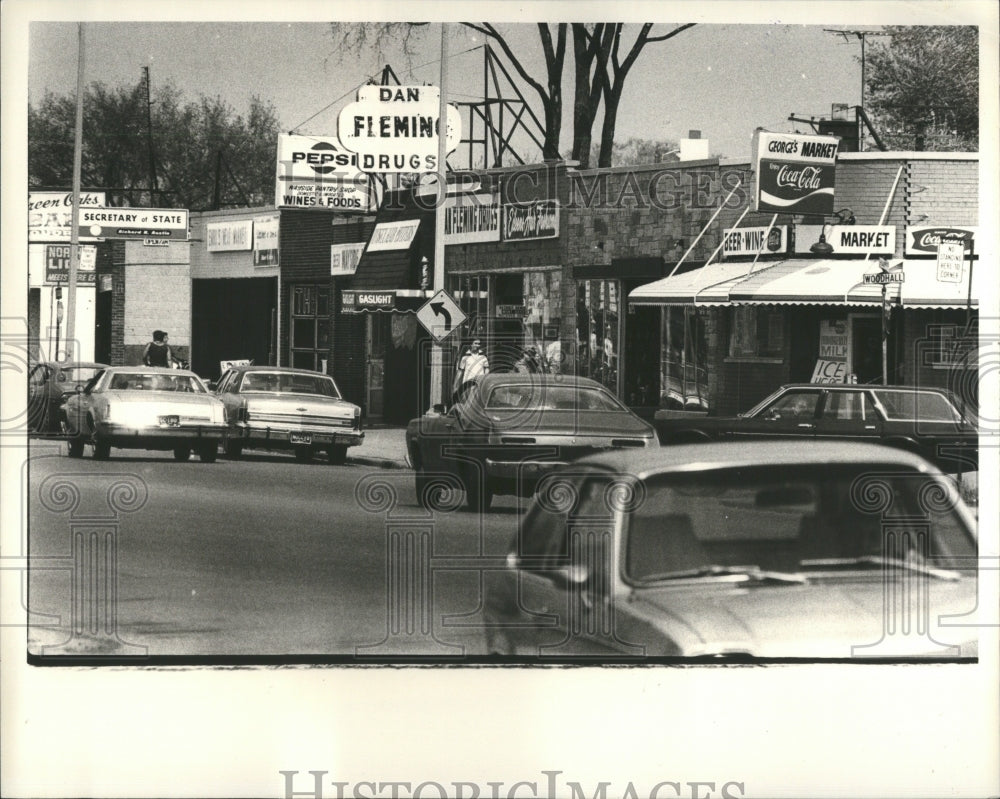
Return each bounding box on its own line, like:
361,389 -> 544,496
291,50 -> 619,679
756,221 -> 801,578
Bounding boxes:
728,306 -> 784,359
659,307 -> 710,411
289,284 -> 330,371
577,280 -> 619,391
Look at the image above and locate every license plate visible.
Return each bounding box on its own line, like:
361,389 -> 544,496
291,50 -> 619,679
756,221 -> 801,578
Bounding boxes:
159,415 -> 180,427
289,432 -> 312,444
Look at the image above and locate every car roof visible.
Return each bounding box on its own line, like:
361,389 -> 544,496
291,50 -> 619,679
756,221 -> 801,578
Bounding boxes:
568,440 -> 941,477
226,365 -> 332,377
779,383 -> 949,393
37,361 -> 108,370
103,366 -> 197,375
477,372 -> 609,391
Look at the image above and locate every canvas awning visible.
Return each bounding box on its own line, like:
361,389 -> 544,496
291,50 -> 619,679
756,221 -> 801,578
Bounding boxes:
629,259 -> 921,307
898,259 -> 980,309
340,289 -> 431,314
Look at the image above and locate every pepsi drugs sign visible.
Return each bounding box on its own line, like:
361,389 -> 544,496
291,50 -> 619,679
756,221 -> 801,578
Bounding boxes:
753,132 -> 839,216
275,134 -> 372,212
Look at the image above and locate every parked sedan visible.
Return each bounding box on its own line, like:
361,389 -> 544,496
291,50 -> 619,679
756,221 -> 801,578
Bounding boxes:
654,384 -> 978,473
406,373 -> 658,512
62,366 -> 226,461
27,361 -> 107,433
212,366 -> 363,464
484,441 -> 978,659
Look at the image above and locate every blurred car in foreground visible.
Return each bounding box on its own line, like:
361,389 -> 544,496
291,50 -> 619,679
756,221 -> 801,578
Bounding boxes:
484,441 -> 977,659
28,361 -> 107,433
212,365 -> 363,464
654,384 -> 978,473
62,366 -> 226,461
406,373 -> 658,512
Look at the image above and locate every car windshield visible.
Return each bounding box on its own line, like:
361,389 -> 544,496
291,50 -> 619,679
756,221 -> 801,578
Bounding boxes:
240,372 -> 339,397
873,389 -> 963,422
485,384 -> 624,411
621,465 -> 976,584
109,373 -> 206,393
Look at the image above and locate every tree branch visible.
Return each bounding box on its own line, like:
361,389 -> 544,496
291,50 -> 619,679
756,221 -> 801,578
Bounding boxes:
644,23 -> 697,43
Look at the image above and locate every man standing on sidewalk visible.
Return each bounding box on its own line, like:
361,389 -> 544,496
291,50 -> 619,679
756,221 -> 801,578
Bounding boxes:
454,338 -> 489,401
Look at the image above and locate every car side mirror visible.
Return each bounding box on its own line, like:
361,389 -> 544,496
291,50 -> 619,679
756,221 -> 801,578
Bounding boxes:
207,381 -> 217,391
432,403 -> 446,414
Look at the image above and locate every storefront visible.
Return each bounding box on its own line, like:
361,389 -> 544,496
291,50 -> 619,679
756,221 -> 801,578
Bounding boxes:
189,209 -> 280,378
338,191 -> 433,424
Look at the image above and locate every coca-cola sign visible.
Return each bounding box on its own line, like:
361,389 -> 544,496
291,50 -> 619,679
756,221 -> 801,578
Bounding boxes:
905,225 -> 978,256
753,131 -> 839,216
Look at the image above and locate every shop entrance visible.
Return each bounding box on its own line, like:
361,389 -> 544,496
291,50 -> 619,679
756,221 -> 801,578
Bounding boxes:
95,289 -> 112,364
191,277 -> 277,379
366,313 -> 388,421
849,314 -> 884,384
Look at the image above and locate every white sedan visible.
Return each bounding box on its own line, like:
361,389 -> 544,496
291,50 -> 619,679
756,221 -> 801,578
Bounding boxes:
62,366 -> 227,461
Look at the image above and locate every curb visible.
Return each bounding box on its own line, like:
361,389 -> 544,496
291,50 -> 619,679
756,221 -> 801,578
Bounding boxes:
348,456 -> 410,471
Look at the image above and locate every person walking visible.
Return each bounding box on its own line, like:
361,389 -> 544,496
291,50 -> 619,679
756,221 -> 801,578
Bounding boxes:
142,330 -> 177,368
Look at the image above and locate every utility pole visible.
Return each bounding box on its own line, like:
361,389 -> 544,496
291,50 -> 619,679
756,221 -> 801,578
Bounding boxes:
429,22 -> 449,407
64,22 -> 86,362
143,66 -> 158,204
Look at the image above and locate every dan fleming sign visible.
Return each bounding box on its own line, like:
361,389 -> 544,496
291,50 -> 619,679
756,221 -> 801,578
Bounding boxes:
443,193 -> 501,244
753,132 -> 839,216
338,85 -> 461,173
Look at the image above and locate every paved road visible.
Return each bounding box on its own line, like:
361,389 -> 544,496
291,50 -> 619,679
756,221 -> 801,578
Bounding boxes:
26,441 -> 522,658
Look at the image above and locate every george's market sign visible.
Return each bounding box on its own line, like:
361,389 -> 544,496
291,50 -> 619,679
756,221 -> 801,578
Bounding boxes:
29,191 -> 106,242
752,132 -> 838,216
905,225 -> 978,256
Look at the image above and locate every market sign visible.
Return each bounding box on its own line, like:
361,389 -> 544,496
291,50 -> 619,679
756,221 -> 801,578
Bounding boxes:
341,290 -> 397,312
794,224 -> 895,256
78,207 -> 189,241
721,225 -> 789,257
207,219 -> 253,252
502,200 -> 559,242
752,131 -> 838,216
936,240 -> 966,284
338,85 -> 461,173
905,225 -> 977,256
331,242 -> 365,276
275,134 -> 371,212
45,244 -> 96,284
443,193 -> 501,244
29,191 -> 106,242
366,219 -> 421,252
253,215 -> 279,266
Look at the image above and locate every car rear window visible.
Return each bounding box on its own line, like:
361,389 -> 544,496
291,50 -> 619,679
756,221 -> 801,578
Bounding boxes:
873,389 -> 962,422
624,465 -> 976,582
485,384 -> 623,411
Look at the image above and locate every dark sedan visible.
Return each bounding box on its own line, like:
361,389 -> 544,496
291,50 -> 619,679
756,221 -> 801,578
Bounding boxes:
406,373 -> 658,512
654,384 -> 978,472
483,441 -> 978,659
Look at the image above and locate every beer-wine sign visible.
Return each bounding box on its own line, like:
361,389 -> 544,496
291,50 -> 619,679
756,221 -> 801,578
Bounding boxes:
753,131 -> 839,216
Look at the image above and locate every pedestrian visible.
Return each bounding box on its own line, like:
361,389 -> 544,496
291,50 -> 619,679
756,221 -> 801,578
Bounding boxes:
142,330 -> 177,368
513,345 -> 541,374
455,338 -> 489,401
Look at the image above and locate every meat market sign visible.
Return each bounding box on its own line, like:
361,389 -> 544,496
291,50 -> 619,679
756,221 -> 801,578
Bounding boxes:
752,131 -> 838,216
77,207 -> 189,240
338,86 -> 461,173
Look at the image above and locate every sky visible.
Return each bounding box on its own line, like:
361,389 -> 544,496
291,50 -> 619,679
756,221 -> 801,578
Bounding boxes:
19,4 -> 980,163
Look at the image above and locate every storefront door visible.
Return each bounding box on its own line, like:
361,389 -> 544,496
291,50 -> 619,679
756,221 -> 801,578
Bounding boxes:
849,314 -> 883,384
366,313 -> 387,420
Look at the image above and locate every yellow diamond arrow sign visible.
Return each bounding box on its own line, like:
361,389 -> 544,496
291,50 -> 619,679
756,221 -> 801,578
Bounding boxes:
416,289 -> 466,342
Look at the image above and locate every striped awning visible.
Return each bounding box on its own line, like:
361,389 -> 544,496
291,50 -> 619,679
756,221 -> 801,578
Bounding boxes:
628,257 -> 979,308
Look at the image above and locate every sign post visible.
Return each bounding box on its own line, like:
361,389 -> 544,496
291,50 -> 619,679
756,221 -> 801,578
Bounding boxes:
864,261 -> 904,385
430,22 -> 450,407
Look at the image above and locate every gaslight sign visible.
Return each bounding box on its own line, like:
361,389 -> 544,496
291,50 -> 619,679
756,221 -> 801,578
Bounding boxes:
753,131 -> 839,216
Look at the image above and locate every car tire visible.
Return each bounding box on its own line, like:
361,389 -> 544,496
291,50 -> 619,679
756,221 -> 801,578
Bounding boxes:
173,446 -> 191,461
327,445 -> 347,465
223,438 -> 243,459
198,443 -> 218,463
93,439 -> 111,460
294,447 -> 313,462
67,437 -> 85,458
464,468 -> 493,513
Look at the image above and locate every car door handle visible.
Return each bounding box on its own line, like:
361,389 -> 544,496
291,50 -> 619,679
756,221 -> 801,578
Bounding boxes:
864,425 -> 877,430
797,423 -> 814,429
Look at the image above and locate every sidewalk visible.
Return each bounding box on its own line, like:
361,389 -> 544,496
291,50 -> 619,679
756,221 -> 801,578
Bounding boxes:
348,425 -> 410,470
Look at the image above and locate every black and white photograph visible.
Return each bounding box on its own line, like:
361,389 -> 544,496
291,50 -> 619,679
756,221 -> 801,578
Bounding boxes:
2,0 -> 998,796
